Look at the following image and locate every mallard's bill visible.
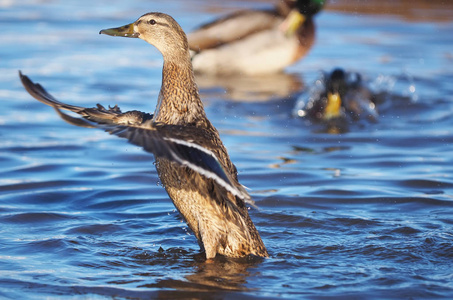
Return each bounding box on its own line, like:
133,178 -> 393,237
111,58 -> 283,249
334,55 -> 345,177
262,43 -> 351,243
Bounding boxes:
324,92 -> 342,119
99,23 -> 139,38
280,9 -> 306,36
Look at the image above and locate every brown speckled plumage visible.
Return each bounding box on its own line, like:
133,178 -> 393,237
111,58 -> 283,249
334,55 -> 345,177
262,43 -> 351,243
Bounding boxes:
19,12 -> 268,259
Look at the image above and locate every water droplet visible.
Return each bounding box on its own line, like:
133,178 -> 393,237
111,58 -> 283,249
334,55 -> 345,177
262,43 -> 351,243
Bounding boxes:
297,110 -> 306,117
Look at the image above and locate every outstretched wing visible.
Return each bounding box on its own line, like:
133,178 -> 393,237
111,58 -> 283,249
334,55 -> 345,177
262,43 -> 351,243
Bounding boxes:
105,124 -> 249,202
19,71 -> 251,203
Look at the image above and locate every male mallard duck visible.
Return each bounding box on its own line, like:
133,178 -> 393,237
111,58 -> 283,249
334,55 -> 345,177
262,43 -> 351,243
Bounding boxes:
188,0 -> 325,75
19,12 -> 268,259
294,68 -> 379,123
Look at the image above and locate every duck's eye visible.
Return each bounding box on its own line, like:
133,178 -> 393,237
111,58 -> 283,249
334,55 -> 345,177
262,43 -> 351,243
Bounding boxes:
148,19 -> 156,25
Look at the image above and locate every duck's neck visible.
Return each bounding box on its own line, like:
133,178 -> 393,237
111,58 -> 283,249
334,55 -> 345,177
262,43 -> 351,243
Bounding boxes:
154,58 -> 208,127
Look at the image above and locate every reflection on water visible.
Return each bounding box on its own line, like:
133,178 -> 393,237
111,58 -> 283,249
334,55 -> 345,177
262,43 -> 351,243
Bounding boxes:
126,249 -> 260,295
176,256 -> 260,292
196,72 -> 304,102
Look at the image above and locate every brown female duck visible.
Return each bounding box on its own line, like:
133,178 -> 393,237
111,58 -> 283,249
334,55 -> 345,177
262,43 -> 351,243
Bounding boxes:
188,0 -> 325,75
19,12 -> 268,259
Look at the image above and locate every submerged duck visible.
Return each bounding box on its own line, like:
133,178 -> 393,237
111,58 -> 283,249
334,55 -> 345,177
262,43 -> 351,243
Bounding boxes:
20,12 -> 268,259
294,68 -> 379,125
188,0 -> 325,75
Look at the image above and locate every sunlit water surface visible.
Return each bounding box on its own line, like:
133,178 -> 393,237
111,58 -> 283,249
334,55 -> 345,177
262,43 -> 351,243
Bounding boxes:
1,0 -> 453,299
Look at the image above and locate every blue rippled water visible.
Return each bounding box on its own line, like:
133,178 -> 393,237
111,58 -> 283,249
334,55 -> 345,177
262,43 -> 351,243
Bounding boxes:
1,0 -> 453,299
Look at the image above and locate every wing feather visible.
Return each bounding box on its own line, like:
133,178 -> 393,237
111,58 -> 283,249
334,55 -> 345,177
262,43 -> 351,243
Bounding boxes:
19,71 -> 251,203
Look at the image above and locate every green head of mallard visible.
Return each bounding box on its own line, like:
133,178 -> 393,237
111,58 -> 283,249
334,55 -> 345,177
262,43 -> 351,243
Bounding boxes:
324,68 -> 347,119
281,0 -> 326,35
324,68 -> 379,122
295,0 -> 326,17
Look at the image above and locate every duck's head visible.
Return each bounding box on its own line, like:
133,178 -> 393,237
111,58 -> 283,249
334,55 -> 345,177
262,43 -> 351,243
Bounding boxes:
295,0 -> 326,17
327,69 -> 379,122
323,68 -> 347,120
100,12 -> 189,62
281,0 -> 325,35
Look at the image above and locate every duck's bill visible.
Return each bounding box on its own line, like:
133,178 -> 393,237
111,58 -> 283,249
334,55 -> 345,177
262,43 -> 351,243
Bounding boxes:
280,9 -> 306,36
324,92 -> 342,120
99,23 -> 139,38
